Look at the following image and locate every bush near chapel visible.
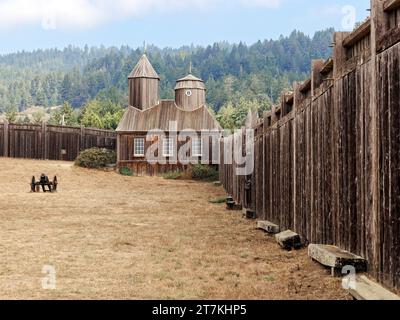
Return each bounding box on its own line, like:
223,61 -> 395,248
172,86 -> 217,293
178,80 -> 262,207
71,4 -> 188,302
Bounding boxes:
162,165 -> 218,181
119,167 -> 133,176
191,164 -> 219,181
75,148 -> 116,169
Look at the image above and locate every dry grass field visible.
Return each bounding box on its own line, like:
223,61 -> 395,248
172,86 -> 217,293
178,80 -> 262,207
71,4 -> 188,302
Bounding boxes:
0,158 -> 350,300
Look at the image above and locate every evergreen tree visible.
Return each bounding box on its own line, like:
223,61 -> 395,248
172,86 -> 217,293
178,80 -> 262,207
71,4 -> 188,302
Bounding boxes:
49,102 -> 78,126
32,110 -> 45,124
5,106 -> 18,123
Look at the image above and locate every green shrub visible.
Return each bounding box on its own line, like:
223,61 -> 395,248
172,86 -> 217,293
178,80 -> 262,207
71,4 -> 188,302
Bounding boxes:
209,197 -> 227,204
119,167 -> 133,176
75,148 -> 116,169
162,166 -> 218,181
191,164 -> 219,181
163,171 -> 183,180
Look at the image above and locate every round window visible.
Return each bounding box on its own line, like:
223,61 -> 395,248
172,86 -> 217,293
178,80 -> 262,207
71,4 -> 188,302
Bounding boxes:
185,90 -> 192,97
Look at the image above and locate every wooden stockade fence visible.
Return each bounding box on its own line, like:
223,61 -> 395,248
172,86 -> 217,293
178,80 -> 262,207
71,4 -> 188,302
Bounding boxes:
0,121 -> 116,161
220,1 -> 400,293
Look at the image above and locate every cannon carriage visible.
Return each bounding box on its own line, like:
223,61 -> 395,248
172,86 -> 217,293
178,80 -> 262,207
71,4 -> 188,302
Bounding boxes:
30,175 -> 58,193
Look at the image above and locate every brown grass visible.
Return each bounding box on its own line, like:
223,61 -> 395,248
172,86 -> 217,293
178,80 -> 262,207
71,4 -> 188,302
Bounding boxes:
0,158 -> 351,300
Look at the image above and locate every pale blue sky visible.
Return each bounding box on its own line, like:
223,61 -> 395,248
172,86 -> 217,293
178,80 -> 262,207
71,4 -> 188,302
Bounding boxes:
0,0 -> 370,54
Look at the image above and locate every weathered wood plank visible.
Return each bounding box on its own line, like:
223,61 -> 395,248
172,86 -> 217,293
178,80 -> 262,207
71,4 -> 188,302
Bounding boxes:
276,230 -> 302,250
308,244 -> 367,271
349,275 -> 400,300
257,220 -> 280,234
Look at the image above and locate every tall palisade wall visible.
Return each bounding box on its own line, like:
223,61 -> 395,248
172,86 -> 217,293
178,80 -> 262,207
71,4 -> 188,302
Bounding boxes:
0,123 -> 116,161
220,0 -> 400,292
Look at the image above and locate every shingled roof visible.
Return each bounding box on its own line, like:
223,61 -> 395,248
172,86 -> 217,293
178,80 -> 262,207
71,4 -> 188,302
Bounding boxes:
175,74 -> 206,90
116,101 -> 222,132
128,54 -> 160,79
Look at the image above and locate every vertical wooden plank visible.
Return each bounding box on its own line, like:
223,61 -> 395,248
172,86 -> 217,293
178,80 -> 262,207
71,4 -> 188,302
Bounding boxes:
3,120 -> 8,157
388,44 -> 400,289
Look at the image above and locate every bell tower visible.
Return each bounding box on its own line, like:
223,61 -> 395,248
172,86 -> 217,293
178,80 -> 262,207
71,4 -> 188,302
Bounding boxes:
128,54 -> 160,110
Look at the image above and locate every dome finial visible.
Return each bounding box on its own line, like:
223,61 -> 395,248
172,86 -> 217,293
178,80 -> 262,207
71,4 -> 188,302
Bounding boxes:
189,61 -> 192,74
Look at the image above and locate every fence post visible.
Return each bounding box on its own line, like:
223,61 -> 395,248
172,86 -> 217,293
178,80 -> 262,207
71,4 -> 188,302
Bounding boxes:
41,122 -> 47,160
373,0 -> 388,52
333,32 -> 348,80
311,59 -> 325,97
80,125 -> 85,153
3,119 -> 8,157
116,133 -> 120,166
368,0 -> 383,283
293,81 -> 303,111
292,82 -> 301,232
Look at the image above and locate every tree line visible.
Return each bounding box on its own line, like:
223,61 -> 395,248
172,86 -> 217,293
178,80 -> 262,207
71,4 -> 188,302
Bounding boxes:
0,29 -> 334,129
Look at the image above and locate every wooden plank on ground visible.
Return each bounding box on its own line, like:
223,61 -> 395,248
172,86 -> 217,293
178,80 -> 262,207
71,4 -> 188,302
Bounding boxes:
349,275 -> 400,300
308,244 -> 367,271
257,221 -> 280,234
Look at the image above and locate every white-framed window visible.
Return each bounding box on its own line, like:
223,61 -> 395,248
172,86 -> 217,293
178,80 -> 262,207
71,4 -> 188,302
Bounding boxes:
192,138 -> 203,157
163,138 -> 174,157
134,138 -> 145,157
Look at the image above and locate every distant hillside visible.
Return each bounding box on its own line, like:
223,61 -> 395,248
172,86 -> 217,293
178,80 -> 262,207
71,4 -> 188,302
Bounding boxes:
0,29 -> 334,113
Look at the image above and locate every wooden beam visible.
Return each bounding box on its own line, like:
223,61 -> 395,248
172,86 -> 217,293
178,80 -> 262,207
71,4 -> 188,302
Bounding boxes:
320,58 -> 334,75
343,19 -> 371,48
293,82 -> 302,111
280,92 -> 293,116
271,105 -> 281,124
370,0 -> 383,283
299,79 -> 311,93
373,0 -> 389,53
275,230 -> 302,250
285,93 -> 294,105
377,25 -> 400,52
333,32 -> 350,79
308,244 -> 368,271
384,0 -> 400,12
349,276 -> 400,300
311,59 -> 325,96
257,220 -> 280,234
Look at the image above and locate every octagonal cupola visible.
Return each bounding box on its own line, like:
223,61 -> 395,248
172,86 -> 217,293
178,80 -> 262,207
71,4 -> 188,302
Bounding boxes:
174,73 -> 206,111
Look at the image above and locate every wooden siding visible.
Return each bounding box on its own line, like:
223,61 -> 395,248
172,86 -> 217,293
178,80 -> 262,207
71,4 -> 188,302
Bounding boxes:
175,88 -> 206,111
128,54 -> 160,110
129,77 -> 159,110
118,162 -> 192,176
118,132 -> 218,176
376,42 -> 400,289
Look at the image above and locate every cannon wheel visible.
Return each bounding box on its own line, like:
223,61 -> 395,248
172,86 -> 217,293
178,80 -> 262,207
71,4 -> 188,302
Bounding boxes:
52,176 -> 58,192
31,176 -> 36,193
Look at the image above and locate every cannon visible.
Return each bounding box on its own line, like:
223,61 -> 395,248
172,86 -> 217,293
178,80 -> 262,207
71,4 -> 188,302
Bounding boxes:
30,174 -> 58,193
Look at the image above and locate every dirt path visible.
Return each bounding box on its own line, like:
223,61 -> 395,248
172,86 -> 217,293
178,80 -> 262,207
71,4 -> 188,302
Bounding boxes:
0,158 -> 350,300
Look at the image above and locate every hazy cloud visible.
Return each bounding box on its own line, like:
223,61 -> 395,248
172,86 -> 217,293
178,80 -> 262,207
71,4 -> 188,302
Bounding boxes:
0,0 -> 283,30
240,0 -> 281,8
